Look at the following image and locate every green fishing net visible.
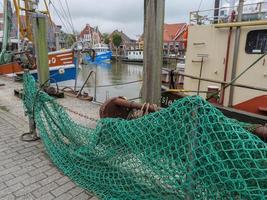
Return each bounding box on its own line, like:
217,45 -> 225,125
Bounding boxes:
23,73 -> 267,200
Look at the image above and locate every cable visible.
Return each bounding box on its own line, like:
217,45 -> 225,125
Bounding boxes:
49,0 -> 72,34
57,0 -> 75,34
65,0 -> 75,34
198,0 -> 204,11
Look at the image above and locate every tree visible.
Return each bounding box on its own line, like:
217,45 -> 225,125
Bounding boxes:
102,33 -> 110,45
112,33 -> 122,59
66,34 -> 76,48
104,37 -> 110,45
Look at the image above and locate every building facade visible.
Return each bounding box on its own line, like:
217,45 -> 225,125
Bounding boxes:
163,23 -> 188,56
78,24 -> 102,45
109,30 -> 138,56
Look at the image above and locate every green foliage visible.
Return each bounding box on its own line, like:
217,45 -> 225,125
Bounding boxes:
112,33 -> 122,48
23,73 -> 267,200
65,34 -> 76,48
104,37 -> 110,45
102,33 -> 110,45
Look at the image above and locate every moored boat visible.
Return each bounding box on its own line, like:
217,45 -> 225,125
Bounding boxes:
0,49 -> 77,83
83,43 -> 112,64
162,1 -> 267,123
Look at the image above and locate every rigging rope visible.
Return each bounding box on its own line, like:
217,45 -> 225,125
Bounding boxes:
49,0 -> 72,34
64,0 -> 75,34
57,0 -> 75,34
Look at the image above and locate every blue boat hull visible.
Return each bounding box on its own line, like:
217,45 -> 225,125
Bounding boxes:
31,66 -> 76,83
84,51 -> 112,64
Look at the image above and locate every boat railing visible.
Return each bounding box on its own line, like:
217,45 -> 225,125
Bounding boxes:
190,2 -> 267,25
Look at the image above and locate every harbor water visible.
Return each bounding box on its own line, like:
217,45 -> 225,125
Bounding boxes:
58,61 -> 143,103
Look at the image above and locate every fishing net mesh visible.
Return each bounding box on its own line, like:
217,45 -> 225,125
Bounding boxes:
23,73 -> 267,200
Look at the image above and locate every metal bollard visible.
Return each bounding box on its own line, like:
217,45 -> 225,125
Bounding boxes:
21,117 -> 40,142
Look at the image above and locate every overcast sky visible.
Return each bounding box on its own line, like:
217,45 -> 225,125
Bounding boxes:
44,0 -> 215,39
1,0 -> 261,39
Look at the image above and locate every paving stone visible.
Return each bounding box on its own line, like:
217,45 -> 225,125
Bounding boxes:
18,146 -> 38,154
0,183 -> 23,198
55,176 -> 71,186
22,172 -> 47,186
51,182 -> 76,197
39,173 -> 63,186
14,183 -> 42,196
68,187 -> 84,197
0,194 -> 16,200
32,182 -> 59,198
29,165 -> 51,176
0,82 -> 96,200
0,153 -> 19,163
0,166 -> 21,176
13,166 -> 36,177
34,160 -> 51,168
0,183 -> 7,191
36,193 -> 55,200
4,158 -> 27,169
20,157 -> 42,168
16,193 -> 36,200
44,168 -> 59,176
54,193 -> 72,200
0,174 -> 15,182
0,158 -> 13,166
5,174 -> 30,187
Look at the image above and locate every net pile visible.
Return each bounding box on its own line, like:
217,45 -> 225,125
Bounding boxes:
23,73 -> 267,200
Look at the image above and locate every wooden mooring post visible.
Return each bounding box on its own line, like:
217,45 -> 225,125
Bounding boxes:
142,0 -> 165,105
21,13 -> 49,142
32,13 -> 49,87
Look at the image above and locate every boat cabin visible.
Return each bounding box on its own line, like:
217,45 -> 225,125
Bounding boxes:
93,43 -> 110,53
127,50 -> 143,60
184,1 -> 267,115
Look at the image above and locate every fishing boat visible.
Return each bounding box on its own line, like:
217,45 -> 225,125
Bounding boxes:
83,43 -> 112,64
163,0 -> 267,124
0,0 -> 77,83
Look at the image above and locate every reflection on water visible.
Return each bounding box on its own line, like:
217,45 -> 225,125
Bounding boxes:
59,61 -> 143,103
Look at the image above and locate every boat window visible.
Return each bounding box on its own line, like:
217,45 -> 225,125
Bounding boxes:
246,30 -> 267,54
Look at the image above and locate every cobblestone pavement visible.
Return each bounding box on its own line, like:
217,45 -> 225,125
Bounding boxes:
0,101 -> 99,200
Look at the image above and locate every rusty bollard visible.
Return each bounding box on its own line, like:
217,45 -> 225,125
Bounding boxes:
100,97 -> 158,119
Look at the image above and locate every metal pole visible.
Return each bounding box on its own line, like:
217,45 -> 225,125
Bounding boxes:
94,71 -> 97,101
21,69 -> 39,142
197,57 -> 204,95
32,13 -> 49,87
214,0 -> 220,24
74,50 -> 79,92
228,0 -> 244,107
142,0 -> 165,105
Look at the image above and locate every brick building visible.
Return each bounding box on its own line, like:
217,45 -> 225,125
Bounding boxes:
109,30 -> 138,56
78,24 -> 102,45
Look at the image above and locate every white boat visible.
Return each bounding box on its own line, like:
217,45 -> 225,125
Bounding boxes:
126,50 -> 143,62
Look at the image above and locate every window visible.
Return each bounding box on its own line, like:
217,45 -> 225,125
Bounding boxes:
246,30 -> 267,54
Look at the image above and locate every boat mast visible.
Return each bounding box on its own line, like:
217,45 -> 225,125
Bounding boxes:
0,0 -> 12,64
13,0 -> 22,50
1,0 -> 11,52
